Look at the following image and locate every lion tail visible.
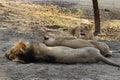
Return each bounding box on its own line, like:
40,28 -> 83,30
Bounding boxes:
99,55 -> 120,67
110,50 -> 120,53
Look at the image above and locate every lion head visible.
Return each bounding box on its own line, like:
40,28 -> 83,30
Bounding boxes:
81,23 -> 94,33
5,40 -> 37,63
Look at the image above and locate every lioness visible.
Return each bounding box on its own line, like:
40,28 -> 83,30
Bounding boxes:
68,23 -> 94,40
80,23 -> 94,40
43,37 -> 112,57
5,40 -> 120,67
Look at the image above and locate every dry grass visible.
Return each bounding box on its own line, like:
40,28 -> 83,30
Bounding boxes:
0,0 -> 91,33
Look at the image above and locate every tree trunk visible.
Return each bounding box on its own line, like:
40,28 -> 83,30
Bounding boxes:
92,0 -> 100,36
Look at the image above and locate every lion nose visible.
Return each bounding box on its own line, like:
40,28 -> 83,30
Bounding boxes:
80,30 -> 83,32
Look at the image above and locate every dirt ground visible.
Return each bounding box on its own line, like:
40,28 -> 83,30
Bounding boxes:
0,26 -> 120,80
0,0 -> 120,80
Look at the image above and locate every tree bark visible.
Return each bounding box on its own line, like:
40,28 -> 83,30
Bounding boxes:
92,0 -> 100,36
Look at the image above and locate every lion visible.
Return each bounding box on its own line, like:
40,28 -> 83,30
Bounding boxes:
43,37 -> 112,57
80,23 -> 94,40
5,40 -> 120,67
68,23 -> 94,40
5,40 -> 37,63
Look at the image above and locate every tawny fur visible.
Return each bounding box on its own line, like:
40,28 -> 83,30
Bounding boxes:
68,23 -> 94,40
80,23 -> 94,40
68,27 -> 81,38
5,40 -> 120,67
44,37 -> 112,57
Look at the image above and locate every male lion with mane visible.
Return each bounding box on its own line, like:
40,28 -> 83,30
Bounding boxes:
5,40 -> 120,67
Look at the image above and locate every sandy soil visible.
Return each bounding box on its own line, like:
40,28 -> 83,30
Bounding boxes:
0,0 -> 120,80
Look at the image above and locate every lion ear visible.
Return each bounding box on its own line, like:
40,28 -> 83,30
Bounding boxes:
44,35 -> 50,40
14,39 -> 25,45
89,24 -> 94,29
44,33 -> 54,40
